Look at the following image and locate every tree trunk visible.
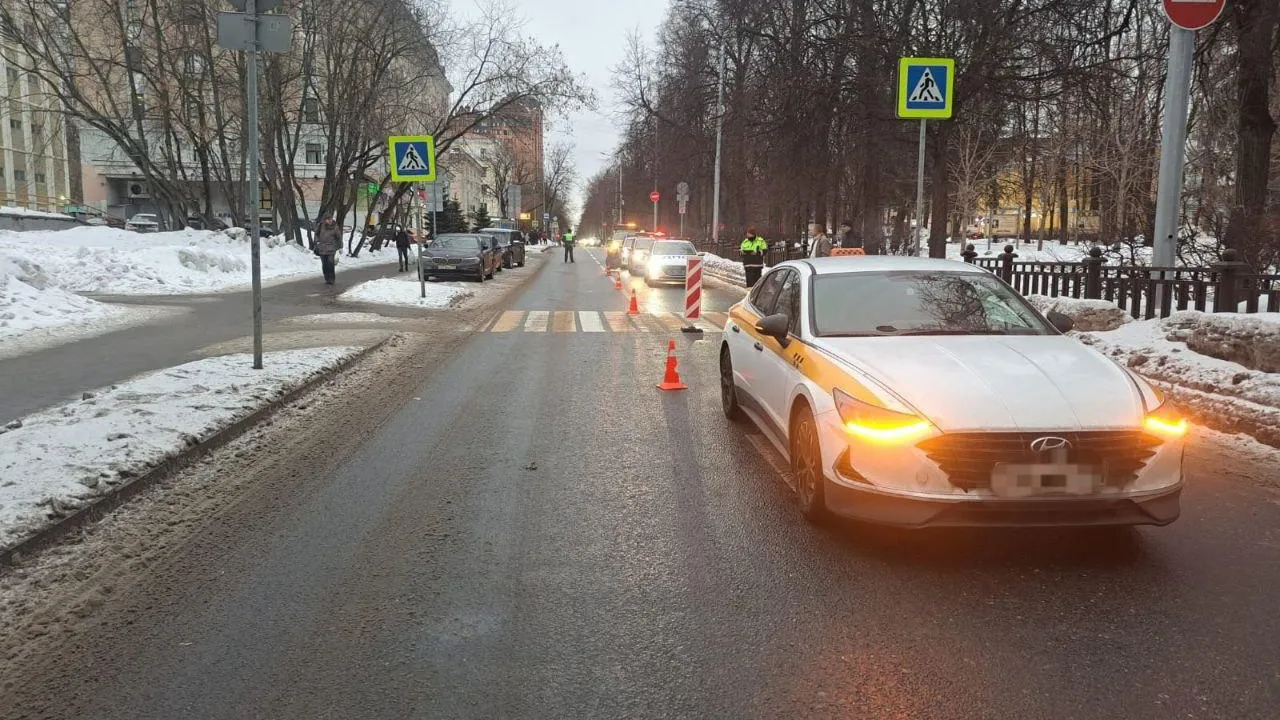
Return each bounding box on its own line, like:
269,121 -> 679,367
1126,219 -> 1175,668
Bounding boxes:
1225,0 -> 1280,261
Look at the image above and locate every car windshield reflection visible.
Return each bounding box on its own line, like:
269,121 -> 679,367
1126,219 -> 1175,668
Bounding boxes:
812,271 -> 1054,337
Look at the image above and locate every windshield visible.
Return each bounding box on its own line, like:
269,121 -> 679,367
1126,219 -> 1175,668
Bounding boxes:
431,235 -> 481,250
132,214 -> 157,222
651,241 -> 696,256
632,238 -> 655,251
812,271 -> 1054,337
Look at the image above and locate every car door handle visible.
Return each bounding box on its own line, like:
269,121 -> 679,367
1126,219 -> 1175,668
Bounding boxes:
753,342 -> 764,351
731,325 -> 740,333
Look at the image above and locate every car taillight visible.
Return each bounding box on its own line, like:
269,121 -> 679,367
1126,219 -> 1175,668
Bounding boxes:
833,388 -> 931,443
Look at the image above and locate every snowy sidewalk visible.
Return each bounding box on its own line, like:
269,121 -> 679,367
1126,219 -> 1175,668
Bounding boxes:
0,226 -> 397,345
0,347 -> 366,553
340,277 -> 474,309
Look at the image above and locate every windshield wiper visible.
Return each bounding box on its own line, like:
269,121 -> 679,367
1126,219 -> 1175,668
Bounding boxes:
893,329 -> 1013,336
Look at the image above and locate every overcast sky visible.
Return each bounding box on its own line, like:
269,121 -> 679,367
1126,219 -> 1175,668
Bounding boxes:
445,0 -> 665,216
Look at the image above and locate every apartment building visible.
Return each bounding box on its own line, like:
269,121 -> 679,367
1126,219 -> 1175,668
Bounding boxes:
0,49 -> 73,215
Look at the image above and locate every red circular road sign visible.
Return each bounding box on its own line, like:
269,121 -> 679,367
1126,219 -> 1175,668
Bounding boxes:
649,191 -> 660,203
1162,0 -> 1226,31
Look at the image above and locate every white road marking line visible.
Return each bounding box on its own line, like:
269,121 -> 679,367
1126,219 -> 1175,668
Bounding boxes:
524,311 -> 549,332
578,311 -> 605,332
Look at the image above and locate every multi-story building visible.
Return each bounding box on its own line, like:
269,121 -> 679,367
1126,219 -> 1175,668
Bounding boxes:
0,48 -> 74,216
454,98 -> 544,219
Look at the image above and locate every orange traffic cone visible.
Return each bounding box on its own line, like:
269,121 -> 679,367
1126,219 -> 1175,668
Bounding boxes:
626,289 -> 640,315
657,340 -> 688,391
614,274 -> 623,290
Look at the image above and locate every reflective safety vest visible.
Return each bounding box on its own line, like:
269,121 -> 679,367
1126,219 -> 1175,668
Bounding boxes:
740,236 -> 767,254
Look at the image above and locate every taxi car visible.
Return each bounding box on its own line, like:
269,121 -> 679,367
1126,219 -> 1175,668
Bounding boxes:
642,239 -> 698,286
720,257 -> 1185,528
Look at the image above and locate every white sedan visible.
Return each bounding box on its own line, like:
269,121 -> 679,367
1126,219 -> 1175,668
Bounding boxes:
720,257 -> 1186,528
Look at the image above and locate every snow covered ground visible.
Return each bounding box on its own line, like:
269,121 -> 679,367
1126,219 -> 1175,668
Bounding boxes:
1078,313 -> 1280,448
339,277 -> 474,309
0,225 -> 395,297
0,346 -> 362,548
0,226 -> 396,344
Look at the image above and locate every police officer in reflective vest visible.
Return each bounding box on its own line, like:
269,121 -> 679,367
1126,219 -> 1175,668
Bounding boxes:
740,228 -> 768,287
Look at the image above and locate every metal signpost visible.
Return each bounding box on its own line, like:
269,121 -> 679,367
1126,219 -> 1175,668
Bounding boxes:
1152,0 -> 1227,269
417,182 -> 443,298
677,181 -> 689,237
896,57 -> 955,256
218,0 -> 292,369
712,39 -> 726,247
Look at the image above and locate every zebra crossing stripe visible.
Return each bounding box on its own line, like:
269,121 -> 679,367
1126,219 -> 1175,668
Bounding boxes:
490,311 -> 524,332
552,311 -> 577,332
603,312 -> 631,332
524,311 -> 549,332
578,311 -> 605,332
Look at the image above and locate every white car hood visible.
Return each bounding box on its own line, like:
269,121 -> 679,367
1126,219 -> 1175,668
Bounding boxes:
811,335 -> 1145,432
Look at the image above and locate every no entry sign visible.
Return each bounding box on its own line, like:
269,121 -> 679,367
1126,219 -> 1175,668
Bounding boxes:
649,190 -> 660,203
1162,0 -> 1226,31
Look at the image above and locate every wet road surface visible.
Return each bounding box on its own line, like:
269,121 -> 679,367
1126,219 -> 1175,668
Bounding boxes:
3,249 -> 1280,719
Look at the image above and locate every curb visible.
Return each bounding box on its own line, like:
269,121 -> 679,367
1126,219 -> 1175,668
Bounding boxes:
0,338 -> 392,569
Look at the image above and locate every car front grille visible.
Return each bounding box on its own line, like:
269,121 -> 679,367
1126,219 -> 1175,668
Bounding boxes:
661,265 -> 686,277
916,431 -> 1164,491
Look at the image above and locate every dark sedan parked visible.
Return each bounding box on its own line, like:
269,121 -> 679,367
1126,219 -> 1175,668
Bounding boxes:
480,228 -> 526,268
421,233 -> 501,282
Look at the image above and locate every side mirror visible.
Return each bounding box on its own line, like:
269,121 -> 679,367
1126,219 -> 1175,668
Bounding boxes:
697,251 -> 706,257
755,313 -> 791,346
1047,310 -> 1074,333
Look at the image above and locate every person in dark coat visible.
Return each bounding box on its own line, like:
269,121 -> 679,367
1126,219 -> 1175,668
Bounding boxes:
314,218 -> 343,285
394,228 -> 412,271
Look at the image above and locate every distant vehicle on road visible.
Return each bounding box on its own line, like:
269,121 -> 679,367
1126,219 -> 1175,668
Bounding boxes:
643,239 -> 699,286
479,227 -> 526,268
125,213 -> 161,233
421,233 -> 501,282
623,233 -> 661,274
720,256 -> 1186,528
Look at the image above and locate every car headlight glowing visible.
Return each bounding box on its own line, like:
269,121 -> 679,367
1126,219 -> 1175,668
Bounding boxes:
1143,398 -> 1187,438
647,258 -> 663,275
833,388 -> 931,443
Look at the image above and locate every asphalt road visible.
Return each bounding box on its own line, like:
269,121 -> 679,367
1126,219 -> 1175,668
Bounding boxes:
3,248 -> 1280,719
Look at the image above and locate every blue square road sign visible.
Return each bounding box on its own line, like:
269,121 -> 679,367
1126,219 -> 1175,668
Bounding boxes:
388,136 -> 437,182
897,58 -> 955,119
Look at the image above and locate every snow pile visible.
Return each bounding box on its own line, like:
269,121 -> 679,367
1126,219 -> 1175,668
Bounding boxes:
0,205 -> 72,219
1027,294 -> 1132,332
1078,319 -> 1280,448
1163,311 -> 1280,373
700,252 -> 773,286
0,346 -> 362,547
339,277 -> 473,309
0,226 -> 395,296
0,256 -> 124,340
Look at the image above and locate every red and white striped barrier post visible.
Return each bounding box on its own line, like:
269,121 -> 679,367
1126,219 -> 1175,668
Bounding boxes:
682,256 -> 704,334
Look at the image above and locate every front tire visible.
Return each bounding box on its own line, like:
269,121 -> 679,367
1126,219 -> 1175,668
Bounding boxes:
720,346 -> 744,421
791,404 -> 829,523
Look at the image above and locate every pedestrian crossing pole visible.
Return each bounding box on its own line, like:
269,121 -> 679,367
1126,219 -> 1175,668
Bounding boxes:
416,184 -> 425,299
914,119 -> 926,257
246,0 -> 262,369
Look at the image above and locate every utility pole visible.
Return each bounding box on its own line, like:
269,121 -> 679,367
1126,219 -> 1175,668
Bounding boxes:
1152,27 -> 1194,269
218,0 -> 292,369
711,38 -> 726,247
246,0 -> 262,369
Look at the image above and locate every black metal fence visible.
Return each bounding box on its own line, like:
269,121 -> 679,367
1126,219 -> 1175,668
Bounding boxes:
970,246 -> 1280,320
697,238 -> 1279,320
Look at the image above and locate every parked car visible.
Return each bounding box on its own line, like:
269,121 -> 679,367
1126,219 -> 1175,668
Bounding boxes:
480,227 -> 526,268
719,256 -> 1186,527
642,239 -> 699,286
626,235 -> 658,274
421,233 -> 501,282
125,213 -> 161,233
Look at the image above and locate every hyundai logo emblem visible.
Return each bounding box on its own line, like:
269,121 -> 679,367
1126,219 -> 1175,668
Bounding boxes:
1030,436 -> 1073,453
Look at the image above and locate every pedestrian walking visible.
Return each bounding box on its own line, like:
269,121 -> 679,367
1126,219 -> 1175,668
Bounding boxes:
562,228 -> 576,263
394,227 -> 411,272
838,220 -> 860,249
315,217 -> 343,285
808,222 -> 833,258
740,228 -> 768,287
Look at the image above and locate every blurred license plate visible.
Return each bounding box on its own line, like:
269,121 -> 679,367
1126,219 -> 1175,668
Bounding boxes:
990,463 -> 1102,498
437,264 -> 456,270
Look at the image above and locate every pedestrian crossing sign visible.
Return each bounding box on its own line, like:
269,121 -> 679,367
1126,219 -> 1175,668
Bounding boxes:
388,135 -> 437,182
897,57 -> 954,119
